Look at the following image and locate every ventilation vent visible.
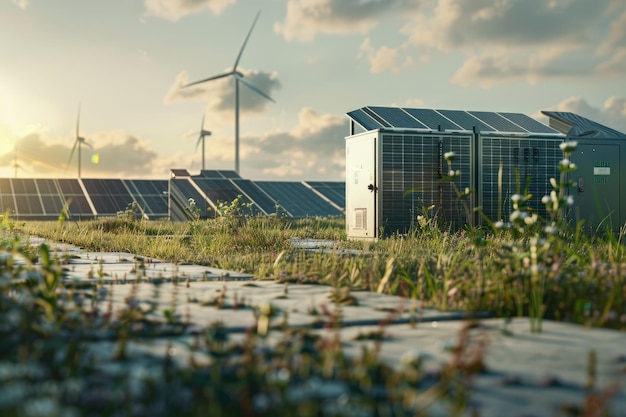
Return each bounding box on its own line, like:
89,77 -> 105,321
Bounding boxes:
354,208 -> 367,230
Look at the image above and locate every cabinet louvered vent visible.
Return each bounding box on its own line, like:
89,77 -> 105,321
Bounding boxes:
354,208 -> 367,230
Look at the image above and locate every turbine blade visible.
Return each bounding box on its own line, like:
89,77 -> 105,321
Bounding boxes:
200,114 -> 205,130
83,139 -> 93,149
184,72 -> 232,88
233,10 -> 261,70
237,74 -> 275,102
195,135 -> 202,151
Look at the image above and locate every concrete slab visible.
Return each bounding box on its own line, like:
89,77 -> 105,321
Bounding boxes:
18,237 -> 626,416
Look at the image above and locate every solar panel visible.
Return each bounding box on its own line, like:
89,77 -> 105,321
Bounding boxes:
217,170 -> 241,179
232,179 -> 280,215
36,179 -> 58,195
0,194 -> 14,212
141,196 -> 168,215
41,195 -> 64,214
199,170 -> 224,179
192,178 -> 261,215
368,107 -> 428,129
82,179 -> 108,195
57,179 -> 83,195
469,111 -> 527,133
499,112 -> 560,135
361,107 -> 392,127
12,179 -> 38,194
171,179 -> 205,205
346,109 -> 383,131
0,179 -> 12,194
437,110 -> 495,132
255,181 -> 342,218
305,181 -> 346,208
402,108 -> 463,131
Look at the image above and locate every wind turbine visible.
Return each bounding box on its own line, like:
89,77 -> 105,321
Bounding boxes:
195,114 -> 212,170
67,103 -> 92,179
183,10 -> 274,174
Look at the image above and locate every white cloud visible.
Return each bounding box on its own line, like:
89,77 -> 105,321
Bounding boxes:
358,38 -> 412,74
164,69 -> 281,122
143,0 -> 235,21
275,0 -> 421,42
11,0 -> 28,10
235,107 -> 348,180
401,0 -> 625,86
0,129 -> 167,178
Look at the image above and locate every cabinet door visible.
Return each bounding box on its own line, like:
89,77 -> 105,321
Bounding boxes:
346,135 -> 377,238
571,144 -> 620,231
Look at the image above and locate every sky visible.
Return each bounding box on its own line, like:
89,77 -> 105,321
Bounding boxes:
1,0 -> 625,181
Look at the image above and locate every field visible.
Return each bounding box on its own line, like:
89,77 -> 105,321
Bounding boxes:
2,142 -> 626,416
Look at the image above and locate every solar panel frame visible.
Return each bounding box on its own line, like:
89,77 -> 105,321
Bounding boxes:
35,179 -> 58,195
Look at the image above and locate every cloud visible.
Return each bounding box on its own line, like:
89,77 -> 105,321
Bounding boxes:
193,107 -> 348,180
11,0 -> 28,9
143,0 -> 235,21
596,10 -> 626,55
275,0 -> 421,42
358,38 -> 413,74
399,0 -> 626,85
541,96 -> 626,133
164,69 -> 281,124
0,130 -> 168,178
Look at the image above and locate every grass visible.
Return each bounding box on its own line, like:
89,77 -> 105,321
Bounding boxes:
1,141 -> 624,415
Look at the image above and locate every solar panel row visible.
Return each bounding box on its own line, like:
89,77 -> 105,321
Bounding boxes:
349,106 -> 560,135
0,174 -> 345,221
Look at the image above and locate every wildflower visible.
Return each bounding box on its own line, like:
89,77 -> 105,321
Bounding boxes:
559,141 -> 578,153
566,195 -> 574,206
524,213 -> 538,225
494,220 -> 504,229
444,151 -> 456,162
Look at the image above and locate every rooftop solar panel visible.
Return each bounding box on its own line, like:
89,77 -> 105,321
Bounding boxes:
469,111 -> 527,133
402,108 -> 463,131
0,194 -> 14,212
141,196 -> 168,216
361,107 -> 392,127
368,107 -> 428,129
437,110 -> 495,132
347,109 -> 383,131
498,112 -> 560,135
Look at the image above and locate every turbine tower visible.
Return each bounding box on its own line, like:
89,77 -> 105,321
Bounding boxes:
184,10 -> 274,174
67,103 -> 92,179
195,114 -> 212,170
